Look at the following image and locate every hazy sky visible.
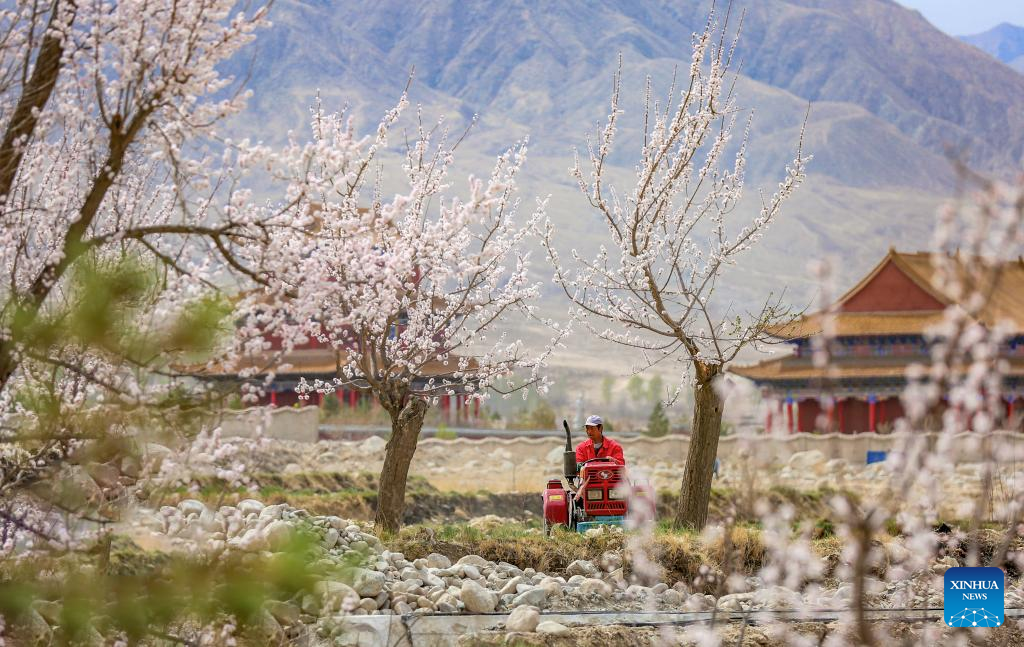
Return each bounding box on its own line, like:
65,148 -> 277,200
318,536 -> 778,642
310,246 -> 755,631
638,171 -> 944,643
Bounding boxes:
898,0 -> 1024,35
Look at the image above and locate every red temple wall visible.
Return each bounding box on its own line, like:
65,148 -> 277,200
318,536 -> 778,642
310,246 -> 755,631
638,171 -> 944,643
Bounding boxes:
273,390 -> 303,408
798,399 -> 821,432
878,397 -> 904,428
842,399 -> 871,433
792,395 -> 907,433
841,261 -> 945,312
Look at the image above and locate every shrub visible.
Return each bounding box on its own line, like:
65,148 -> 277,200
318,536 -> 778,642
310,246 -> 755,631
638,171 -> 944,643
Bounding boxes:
434,424 -> 457,440
513,398 -> 556,430
646,401 -> 669,437
813,517 -> 836,539
322,391 -> 341,419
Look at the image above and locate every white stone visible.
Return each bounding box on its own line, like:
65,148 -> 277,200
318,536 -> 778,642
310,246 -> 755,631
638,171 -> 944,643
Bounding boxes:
663,589 -> 684,606
394,601 -> 414,614
457,554 -> 490,568
427,553 -> 452,569
400,567 -> 421,581
207,539 -> 226,555
259,504 -> 287,521
315,581 -> 359,611
460,580 -> 497,613
326,516 -> 346,530
567,559 -> 599,577
599,552 -> 623,572
505,605 -> 540,632
512,587 -> 547,607
461,564 -> 481,580
499,576 -> 524,596
755,585 -> 802,610
435,592 -> 457,606
265,600 -> 300,625
833,584 -> 853,601
178,499 -> 206,517
198,509 -> 224,533
360,436 -> 387,453
786,450 -> 827,475
538,577 -> 564,597
352,569 -> 386,597
825,458 -> 848,473
579,578 -> 612,597
931,556 -> 958,575
422,572 -> 444,588
143,443 -> 174,470
683,593 -> 712,611
318,528 -> 339,549
233,528 -> 267,552
263,520 -> 293,551
536,621 -> 570,636
717,592 -> 753,612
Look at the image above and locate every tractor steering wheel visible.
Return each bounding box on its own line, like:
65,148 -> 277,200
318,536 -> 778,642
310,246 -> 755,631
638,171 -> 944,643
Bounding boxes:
577,458 -> 605,467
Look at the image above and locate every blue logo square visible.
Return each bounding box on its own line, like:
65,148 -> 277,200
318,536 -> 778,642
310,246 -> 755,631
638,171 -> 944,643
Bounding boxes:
944,566 -> 1004,627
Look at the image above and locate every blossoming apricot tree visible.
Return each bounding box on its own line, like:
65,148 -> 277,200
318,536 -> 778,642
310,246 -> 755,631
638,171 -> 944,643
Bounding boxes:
230,100 -> 566,533
539,11 -> 807,529
0,0 -> 276,544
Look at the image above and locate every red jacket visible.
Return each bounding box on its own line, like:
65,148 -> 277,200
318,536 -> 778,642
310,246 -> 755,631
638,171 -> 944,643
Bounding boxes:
575,436 -> 625,465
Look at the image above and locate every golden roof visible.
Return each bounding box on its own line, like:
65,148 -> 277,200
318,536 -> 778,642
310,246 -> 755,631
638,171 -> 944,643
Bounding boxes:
767,250 -> 1024,340
894,251 -> 1024,330
768,312 -> 948,339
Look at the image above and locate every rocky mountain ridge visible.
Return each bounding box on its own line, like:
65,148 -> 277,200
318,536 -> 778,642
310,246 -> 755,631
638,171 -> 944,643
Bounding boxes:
227,0 -> 1024,367
960,22 -> 1024,74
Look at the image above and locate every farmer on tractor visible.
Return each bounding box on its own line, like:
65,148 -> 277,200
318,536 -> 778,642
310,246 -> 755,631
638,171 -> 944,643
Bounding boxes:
575,415 -> 625,466
543,417 -> 650,534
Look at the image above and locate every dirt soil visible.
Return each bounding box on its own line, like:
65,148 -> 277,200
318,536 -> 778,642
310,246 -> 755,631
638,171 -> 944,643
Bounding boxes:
150,471 -> 538,524
458,620 -> 1024,646
152,469 -> 845,528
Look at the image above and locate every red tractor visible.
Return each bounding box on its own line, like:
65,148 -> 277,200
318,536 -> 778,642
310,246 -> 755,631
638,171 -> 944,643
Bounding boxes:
542,420 -> 653,534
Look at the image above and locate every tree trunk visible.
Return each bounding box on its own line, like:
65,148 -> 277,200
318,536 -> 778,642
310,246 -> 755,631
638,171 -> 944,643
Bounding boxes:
374,396 -> 429,535
673,364 -> 723,530
0,1 -> 70,203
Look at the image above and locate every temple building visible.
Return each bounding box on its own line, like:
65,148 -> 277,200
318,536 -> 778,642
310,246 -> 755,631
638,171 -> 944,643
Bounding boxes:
731,250 -> 1024,433
193,294 -> 481,423
196,337 -> 481,423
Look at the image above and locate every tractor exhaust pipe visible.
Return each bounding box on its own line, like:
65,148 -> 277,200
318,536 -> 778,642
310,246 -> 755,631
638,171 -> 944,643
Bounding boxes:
562,419 -> 578,479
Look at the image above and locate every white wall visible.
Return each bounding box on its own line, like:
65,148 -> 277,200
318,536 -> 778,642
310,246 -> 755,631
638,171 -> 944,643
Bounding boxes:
218,406 -> 319,443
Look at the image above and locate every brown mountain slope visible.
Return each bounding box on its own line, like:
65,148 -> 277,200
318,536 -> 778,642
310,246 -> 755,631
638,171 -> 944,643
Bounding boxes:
728,0 -> 1024,173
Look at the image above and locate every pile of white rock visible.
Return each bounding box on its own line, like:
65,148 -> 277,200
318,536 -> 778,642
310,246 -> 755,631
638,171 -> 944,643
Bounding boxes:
137,498 -> 1024,637
139,499 -> 722,623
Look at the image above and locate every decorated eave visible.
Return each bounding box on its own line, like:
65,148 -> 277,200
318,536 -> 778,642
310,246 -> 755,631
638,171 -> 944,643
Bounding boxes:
731,356 -> 1024,382
189,346 -> 481,392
